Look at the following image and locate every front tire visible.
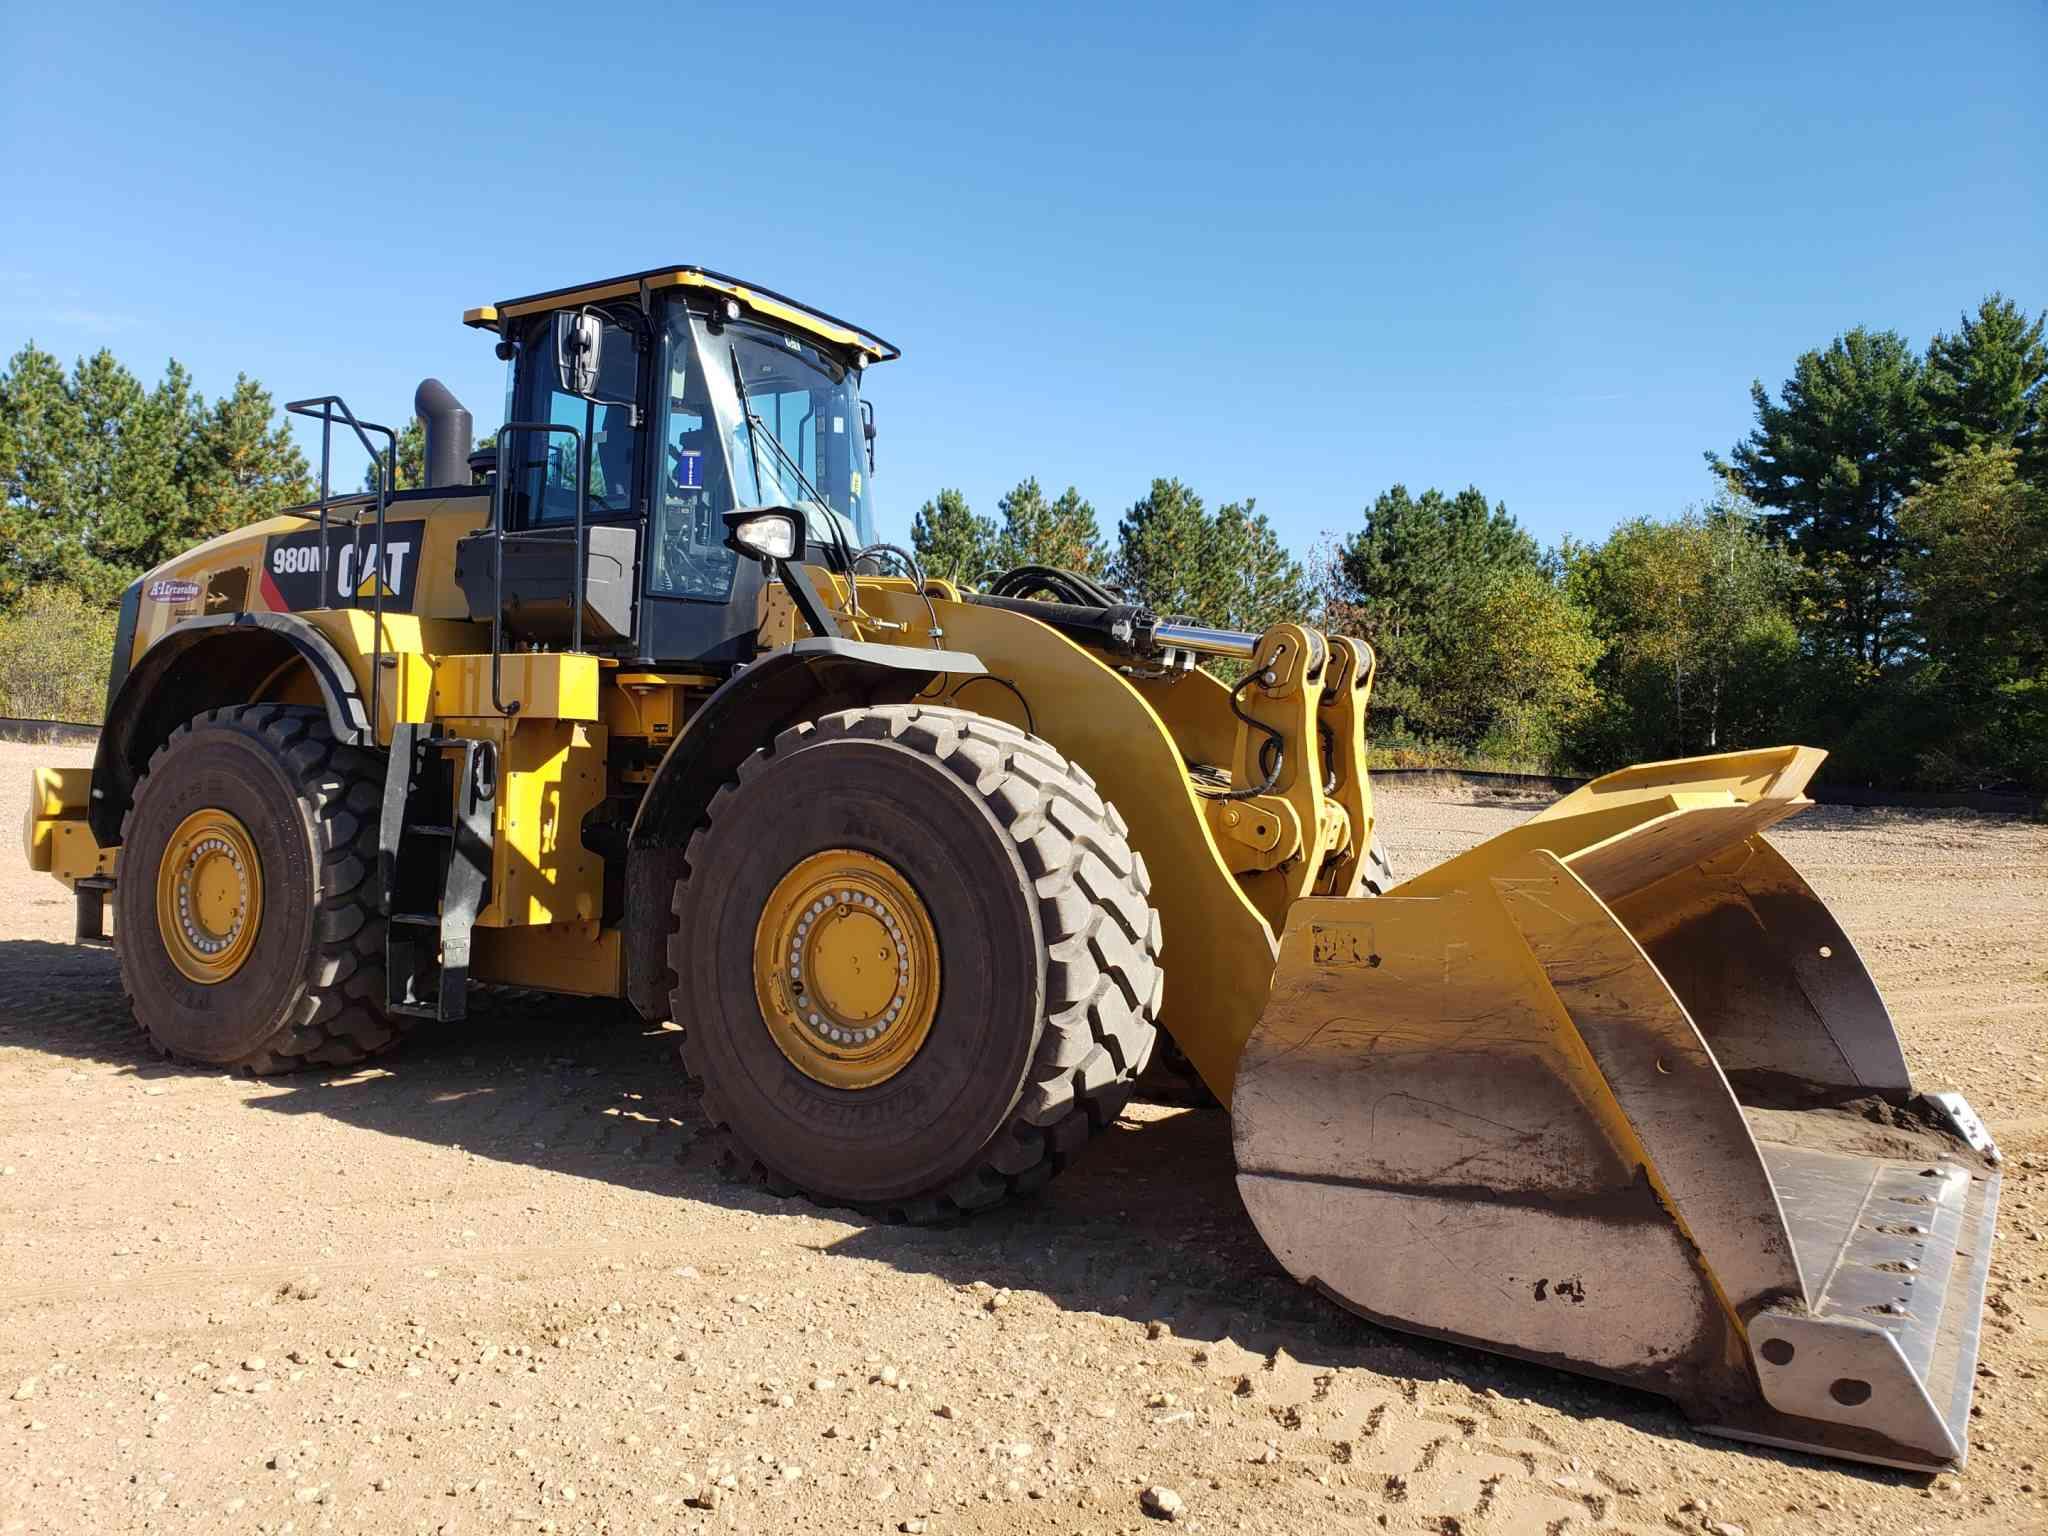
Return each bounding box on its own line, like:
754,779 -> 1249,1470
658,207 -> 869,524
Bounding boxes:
116,704 -> 396,1073
671,705 -> 1162,1221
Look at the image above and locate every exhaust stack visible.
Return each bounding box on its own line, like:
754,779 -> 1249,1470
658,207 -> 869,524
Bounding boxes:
415,378 -> 473,489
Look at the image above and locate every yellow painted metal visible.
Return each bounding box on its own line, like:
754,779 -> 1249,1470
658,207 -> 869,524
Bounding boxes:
470,921 -> 624,997
1203,794 -> 1298,874
23,767 -> 116,884
753,850 -> 940,1090
473,268 -> 899,360
855,584 -> 1278,1101
153,807 -> 264,984
1313,637 -> 1377,896
431,653 -> 601,722
442,717 -> 608,929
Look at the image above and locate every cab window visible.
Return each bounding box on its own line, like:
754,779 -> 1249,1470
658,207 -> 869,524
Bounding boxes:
514,313 -> 643,528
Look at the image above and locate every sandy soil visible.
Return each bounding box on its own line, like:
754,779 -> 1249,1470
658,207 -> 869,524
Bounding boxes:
1,739 -> 2043,1536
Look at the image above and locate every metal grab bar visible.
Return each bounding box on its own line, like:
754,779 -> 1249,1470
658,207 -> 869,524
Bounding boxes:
488,422 -> 588,717
285,397 -> 397,744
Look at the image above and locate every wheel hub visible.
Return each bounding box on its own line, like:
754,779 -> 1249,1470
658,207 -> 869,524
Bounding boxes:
155,808 -> 264,984
755,850 -> 939,1089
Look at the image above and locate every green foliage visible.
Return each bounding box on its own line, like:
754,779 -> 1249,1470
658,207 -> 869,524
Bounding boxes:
1893,445 -> 2048,790
1923,294 -> 2047,480
909,487 -> 996,584
360,418 -> 497,493
0,585 -> 117,721
1324,484 -> 1593,761
1561,503 -> 1803,768
1111,478 -> 1311,632
993,478 -> 1107,574
1710,327 -> 1931,669
0,344 -> 309,608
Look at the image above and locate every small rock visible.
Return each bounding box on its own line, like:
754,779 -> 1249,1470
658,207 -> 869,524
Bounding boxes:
878,1365 -> 899,1386
1706,1525 -> 1747,1536
1141,1485 -> 1186,1521
242,1357 -> 266,1373
811,1377 -> 836,1391
11,1379 -> 36,1402
934,1403 -> 955,1420
1146,1320 -> 1169,1340
686,1488 -> 722,1511
899,1521 -> 927,1535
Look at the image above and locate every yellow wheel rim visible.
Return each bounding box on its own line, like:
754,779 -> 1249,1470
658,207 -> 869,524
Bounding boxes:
755,850 -> 940,1090
154,808 -> 264,984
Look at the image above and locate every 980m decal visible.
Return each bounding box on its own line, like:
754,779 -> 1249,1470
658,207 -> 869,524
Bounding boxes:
260,520 -> 425,613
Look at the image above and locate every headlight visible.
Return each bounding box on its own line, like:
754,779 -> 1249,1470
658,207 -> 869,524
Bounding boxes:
732,513 -> 798,561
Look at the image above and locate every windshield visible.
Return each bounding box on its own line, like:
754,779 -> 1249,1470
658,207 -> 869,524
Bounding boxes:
647,307 -> 873,601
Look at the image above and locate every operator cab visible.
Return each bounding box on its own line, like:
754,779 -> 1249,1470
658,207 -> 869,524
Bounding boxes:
457,266 -> 894,668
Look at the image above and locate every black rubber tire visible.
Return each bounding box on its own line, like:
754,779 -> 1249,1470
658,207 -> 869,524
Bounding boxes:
115,704 -> 398,1074
671,704 -> 1162,1221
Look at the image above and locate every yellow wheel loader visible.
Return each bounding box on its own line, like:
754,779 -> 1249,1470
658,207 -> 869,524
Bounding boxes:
21,265 -> 2001,1469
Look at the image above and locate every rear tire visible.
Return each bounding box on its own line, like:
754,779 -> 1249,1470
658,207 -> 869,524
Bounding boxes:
116,704 -> 397,1074
671,704 -> 1162,1221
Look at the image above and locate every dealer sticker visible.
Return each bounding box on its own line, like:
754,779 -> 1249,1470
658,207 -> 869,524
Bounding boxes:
147,578 -> 202,604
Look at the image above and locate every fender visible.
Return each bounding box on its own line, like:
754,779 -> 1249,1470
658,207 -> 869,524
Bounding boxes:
89,612 -> 372,844
622,637 -> 983,1019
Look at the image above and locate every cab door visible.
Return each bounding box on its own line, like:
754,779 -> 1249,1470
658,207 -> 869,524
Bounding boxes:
635,309 -> 769,668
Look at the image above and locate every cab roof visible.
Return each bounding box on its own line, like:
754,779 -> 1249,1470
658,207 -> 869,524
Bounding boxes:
463,265 -> 900,362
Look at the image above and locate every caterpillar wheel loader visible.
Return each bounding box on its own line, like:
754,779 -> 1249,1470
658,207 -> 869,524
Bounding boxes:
22,265 -> 2001,1470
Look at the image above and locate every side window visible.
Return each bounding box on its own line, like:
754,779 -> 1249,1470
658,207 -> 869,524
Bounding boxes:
518,316 -> 642,527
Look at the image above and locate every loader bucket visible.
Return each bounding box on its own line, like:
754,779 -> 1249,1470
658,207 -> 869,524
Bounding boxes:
1233,747 -> 2001,1469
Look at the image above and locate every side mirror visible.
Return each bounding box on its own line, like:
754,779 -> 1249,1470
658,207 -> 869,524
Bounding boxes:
553,310 -> 603,396
860,400 -> 876,472
723,505 -> 808,564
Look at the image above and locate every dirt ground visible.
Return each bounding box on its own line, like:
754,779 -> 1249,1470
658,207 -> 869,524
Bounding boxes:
1,738 -> 2044,1536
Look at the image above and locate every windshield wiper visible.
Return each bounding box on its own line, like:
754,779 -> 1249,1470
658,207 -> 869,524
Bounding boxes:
727,341 -> 860,578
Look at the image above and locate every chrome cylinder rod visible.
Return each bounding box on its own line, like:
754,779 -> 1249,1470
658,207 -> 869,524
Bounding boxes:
1149,621 -> 1260,659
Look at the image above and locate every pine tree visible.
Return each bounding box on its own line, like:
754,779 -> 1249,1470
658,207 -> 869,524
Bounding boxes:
1708,328 -> 1932,669
0,343 -> 85,604
992,478 -> 1107,573
1327,484 -> 1594,759
910,488 -> 996,584
1112,478 -> 1230,616
1210,498 -> 1313,633
184,374 -> 312,544
1923,293 -> 2047,481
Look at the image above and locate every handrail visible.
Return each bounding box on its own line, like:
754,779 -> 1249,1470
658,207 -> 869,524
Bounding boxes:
489,421 -> 588,716
286,397 -> 398,742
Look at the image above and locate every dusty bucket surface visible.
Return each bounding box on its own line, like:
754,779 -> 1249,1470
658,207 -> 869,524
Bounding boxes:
1233,746 -> 2000,1469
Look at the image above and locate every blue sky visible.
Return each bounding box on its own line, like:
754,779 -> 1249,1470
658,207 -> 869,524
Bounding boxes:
2,1 -> 2042,558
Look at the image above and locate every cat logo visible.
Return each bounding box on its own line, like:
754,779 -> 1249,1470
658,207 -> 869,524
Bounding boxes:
260,520 -> 424,614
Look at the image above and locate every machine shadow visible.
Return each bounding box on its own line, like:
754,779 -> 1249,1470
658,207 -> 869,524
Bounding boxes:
0,936 -> 1878,1476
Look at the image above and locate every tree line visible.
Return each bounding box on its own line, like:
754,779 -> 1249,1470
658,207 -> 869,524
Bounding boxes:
914,293 -> 2046,793
2,294 -> 2042,792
